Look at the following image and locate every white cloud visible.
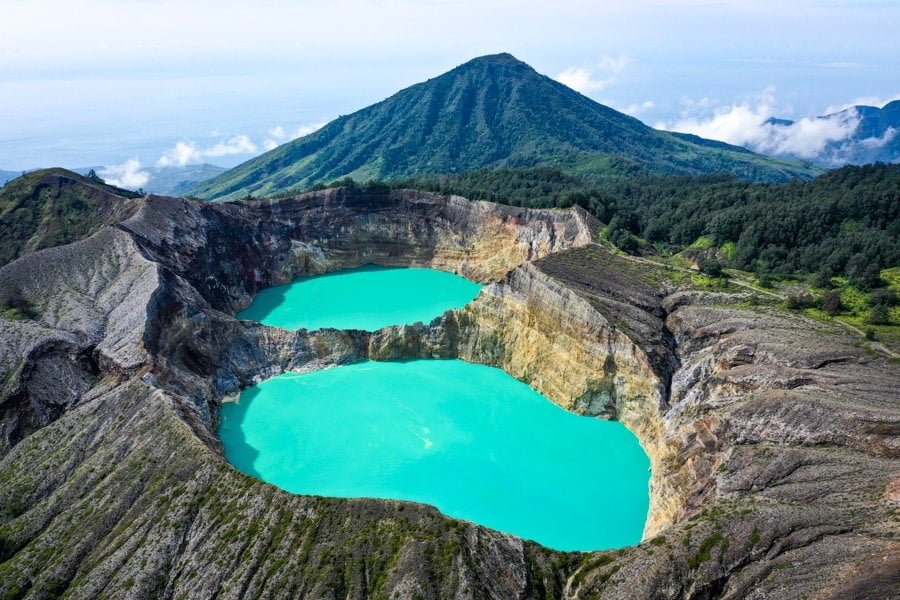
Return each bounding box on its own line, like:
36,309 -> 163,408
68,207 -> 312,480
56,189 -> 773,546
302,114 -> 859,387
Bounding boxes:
262,121 -> 327,151
157,135 -> 257,167
662,89 -> 861,159
858,127 -> 897,149
555,55 -> 629,95
623,100 -> 655,116
98,158 -> 149,190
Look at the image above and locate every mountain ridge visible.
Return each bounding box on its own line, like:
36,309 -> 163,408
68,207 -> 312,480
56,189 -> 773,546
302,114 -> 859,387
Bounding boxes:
764,99 -> 900,165
0,168 -> 142,266
193,53 -> 819,200
0,164 -> 227,196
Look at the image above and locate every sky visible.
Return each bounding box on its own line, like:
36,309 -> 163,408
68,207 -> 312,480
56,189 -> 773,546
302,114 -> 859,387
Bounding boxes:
1,0 -> 898,176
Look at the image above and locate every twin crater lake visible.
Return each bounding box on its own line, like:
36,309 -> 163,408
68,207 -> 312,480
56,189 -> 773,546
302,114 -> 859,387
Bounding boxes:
222,266 -> 650,551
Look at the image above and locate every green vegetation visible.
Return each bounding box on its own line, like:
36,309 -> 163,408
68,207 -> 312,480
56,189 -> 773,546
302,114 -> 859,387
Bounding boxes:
0,287 -> 37,320
394,162 -> 899,284
688,532 -> 728,569
572,554 -> 616,588
192,54 -> 818,200
0,168 -> 139,266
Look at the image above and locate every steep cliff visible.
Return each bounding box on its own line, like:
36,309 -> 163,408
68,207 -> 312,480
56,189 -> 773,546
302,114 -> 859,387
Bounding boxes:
0,180 -> 897,599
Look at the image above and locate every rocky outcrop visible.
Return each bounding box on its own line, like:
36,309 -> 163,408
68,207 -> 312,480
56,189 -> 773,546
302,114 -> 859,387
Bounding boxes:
118,187 -> 597,314
0,227 -> 157,453
1,183 -> 897,599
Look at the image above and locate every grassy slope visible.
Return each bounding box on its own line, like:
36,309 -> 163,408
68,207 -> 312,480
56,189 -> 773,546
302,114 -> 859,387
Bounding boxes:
193,54 -> 820,200
0,168 -> 140,267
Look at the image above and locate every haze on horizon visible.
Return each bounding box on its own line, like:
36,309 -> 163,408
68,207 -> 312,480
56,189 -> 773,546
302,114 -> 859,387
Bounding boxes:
1,0 -> 898,180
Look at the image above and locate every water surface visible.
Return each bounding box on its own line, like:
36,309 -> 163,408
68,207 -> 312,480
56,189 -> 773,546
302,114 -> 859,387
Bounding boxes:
219,360 -> 650,551
238,265 -> 481,331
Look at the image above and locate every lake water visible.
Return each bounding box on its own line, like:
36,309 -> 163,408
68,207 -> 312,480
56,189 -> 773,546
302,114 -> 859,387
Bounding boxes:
237,265 -> 482,331
219,359 -> 650,551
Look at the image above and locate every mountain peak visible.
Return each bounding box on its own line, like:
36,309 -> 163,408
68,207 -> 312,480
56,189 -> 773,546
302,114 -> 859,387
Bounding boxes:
193,55 -> 819,200
459,52 -> 527,67
446,53 -> 537,79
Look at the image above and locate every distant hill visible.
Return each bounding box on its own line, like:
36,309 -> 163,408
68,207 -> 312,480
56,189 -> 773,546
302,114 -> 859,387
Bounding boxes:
1,164 -> 226,196
81,164 -> 227,195
0,169 -> 141,266
765,100 -> 900,166
149,164 -> 227,196
193,53 -> 819,200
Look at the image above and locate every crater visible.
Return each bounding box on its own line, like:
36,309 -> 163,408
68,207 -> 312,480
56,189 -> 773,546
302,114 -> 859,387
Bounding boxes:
237,264 -> 482,331
224,257 -> 655,550
219,359 -> 650,551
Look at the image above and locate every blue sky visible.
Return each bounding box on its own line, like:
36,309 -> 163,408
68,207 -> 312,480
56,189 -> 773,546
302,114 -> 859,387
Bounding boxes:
1,0 -> 898,175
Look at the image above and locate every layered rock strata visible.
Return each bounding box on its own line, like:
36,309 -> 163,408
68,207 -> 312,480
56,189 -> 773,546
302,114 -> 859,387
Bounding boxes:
1,184 -> 897,599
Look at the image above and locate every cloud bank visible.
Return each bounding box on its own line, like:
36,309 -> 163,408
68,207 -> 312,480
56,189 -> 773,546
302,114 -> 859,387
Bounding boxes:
263,122 -> 327,151
157,135 -> 257,167
661,89 -> 862,159
555,55 -> 629,95
99,158 -> 149,189
623,100 -> 655,116
154,122 -> 328,167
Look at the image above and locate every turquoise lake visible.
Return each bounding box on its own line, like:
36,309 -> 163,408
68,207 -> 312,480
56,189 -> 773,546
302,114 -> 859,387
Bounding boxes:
237,265 -> 482,331
220,360 -> 651,551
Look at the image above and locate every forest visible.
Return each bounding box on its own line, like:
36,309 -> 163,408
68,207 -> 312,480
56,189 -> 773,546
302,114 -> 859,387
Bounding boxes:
388,163 -> 899,289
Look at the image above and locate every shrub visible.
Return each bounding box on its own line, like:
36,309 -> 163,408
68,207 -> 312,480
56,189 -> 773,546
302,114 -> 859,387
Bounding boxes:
822,290 -> 843,316
699,258 -> 725,278
786,291 -> 816,310
867,305 -> 891,325
609,228 -> 639,254
0,287 -> 37,319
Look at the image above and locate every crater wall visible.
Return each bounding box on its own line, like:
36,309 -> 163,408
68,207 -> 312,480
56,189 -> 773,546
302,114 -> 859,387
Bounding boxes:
1,187 -> 897,600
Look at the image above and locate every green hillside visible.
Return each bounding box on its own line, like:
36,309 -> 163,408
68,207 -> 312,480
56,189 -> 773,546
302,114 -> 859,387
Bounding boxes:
396,163 -> 900,283
193,53 -> 820,200
0,168 -> 140,266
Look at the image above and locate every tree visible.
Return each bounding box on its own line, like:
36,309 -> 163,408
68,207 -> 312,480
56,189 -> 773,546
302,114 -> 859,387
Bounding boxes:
869,288 -> 898,308
811,269 -> 833,289
867,305 -> 891,325
86,169 -> 104,183
699,257 -> 725,278
859,266 -> 885,291
786,291 -> 816,310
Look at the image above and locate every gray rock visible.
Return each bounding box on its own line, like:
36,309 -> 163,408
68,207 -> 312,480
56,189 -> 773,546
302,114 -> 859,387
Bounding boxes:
0,186 -> 897,599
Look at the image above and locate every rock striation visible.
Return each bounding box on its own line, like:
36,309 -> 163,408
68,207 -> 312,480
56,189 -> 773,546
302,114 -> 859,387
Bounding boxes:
0,178 -> 897,599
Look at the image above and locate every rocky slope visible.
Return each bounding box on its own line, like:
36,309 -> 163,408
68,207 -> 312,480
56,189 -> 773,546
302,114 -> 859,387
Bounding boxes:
0,177 -> 897,599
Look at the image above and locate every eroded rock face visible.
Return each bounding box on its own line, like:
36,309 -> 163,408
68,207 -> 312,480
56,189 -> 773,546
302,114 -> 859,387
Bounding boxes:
1,187 -> 897,599
119,188 -> 597,313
